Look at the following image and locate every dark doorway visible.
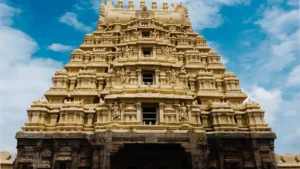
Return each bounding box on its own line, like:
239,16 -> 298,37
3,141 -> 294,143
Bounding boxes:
59,163 -> 66,169
111,144 -> 190,169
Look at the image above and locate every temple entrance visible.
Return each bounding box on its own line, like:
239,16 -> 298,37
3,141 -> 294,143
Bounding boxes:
54,161 -> 72,169
111,144 -> 190,169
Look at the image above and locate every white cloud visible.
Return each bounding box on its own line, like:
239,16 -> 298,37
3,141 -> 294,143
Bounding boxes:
0,3 -> 62,153
90,0 -> 102,12
267,0 -> 282,5
238,6 -> 300,87
256,7 -> 299,40
282,126 -> 300,150
287,65 -> 300,86
287,0 -> 299,6
59,12 -> 92,32
241,40 -> 251,47
48,43 -> 74,52
254,7 -> 300,71
247,85 -> 282,124
0,3 -> 20,26
281,93 -> 300,116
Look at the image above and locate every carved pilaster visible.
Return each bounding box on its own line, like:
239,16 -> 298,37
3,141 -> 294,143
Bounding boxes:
92,146 -> 101,169
252,139 -> 262,169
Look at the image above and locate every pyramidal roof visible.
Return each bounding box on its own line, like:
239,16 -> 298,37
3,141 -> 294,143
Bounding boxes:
21,1 -> 272,133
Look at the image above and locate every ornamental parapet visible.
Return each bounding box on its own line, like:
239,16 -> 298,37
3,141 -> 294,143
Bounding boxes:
276,154 -> 300,169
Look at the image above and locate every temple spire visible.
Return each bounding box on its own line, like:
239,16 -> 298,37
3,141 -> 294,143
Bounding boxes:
163,1 -> 168,10
140,0 -> 146,9
128,0 -> 134,9
117,0 -> 123,8
152,0 -> 157,9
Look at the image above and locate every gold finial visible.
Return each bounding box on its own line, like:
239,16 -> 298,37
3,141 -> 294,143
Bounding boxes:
117,0 -> 123,8
128,0 -> 134,9
140,0 -> 146,9
163,1 -> 168,10
152,0 -> 157,9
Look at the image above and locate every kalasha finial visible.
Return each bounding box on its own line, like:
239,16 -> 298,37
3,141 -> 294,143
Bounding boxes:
152,0 -> 157,9
163,1 -> 168,10
140,0 -> 146,9
117,0 -> 123,8
128,0 -> 134,9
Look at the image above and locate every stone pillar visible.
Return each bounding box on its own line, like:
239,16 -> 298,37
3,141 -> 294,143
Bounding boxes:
71,148 -> 79,169
219,147 -> 224,169
179,55 -> 185,65
189,143 -> 208,169
137,69 -> 142,86
59,113 -> 64,123
98,78 -> 104,91
270,141 -> 278,169
189,77 -> 196,91
159,103 -> 165,124
155,70 -> 160,85
33,142 -> 43,169
69,79 -> 76,90
100,145 -> 111,169
252,139 -> 262,169
87,114 -> 94,126
188,105 -> 192,123
120,103 -> 125,121
136,102 -> 142,123
52,143 -> 59,169
138,46 -> 142,58
174,104 -> 179,122
237,146 -> 243,169
92,146 -> 101,169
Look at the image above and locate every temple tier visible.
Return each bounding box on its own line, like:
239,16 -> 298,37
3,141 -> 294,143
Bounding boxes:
14,1 -> 277,169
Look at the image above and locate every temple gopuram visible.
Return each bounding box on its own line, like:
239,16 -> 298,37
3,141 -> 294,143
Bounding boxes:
14,1 -> 278,169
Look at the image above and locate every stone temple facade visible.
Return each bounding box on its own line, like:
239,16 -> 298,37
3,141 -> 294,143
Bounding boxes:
14,1 -> 278,169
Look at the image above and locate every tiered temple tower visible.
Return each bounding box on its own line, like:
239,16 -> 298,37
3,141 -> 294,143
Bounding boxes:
14,1 -> 278,169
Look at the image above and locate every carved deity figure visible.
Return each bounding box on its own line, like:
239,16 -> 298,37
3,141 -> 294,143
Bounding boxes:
114,25 -> 121,31
104,22 -> 112,31
152,30 -> 158,38
106,77 -> 112,88
179,102 -> 188,121
169,69 -> 177,84
185,27 -> 193,33
118,68 -> 129,84
123,46 -> 132,58
192,100 -> 198,106
99,98 -> 105,105
115,46 -> 121,52
111,101 -> 120,120
162,46 -> 170,56
97,24 -> 104,31
133,30 -> 140,39
180,66 -> 187,74
179,24 -> 185,32
164,32 -> 170,39
120,32 -> 126,42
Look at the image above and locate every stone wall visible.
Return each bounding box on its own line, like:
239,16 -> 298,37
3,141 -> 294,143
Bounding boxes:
1,151 -> 299,169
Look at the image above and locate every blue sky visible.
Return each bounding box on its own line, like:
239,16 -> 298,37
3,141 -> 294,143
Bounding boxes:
0,0 -> 299,154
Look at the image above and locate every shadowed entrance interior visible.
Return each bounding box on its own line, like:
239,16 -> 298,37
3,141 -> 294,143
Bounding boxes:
111,144 -> 190,169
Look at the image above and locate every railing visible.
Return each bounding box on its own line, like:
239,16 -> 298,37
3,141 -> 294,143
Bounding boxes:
142,82 -> 154,86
